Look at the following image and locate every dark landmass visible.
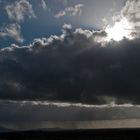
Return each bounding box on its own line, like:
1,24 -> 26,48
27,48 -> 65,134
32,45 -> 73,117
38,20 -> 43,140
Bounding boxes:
1,128 -> 140,140
0,127 -> 12,133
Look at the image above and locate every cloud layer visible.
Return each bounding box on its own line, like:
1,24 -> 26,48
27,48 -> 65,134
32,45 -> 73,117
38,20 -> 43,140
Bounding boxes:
0,0 -> 140,105
0,23 -> 140,105
1,0 -> 140,131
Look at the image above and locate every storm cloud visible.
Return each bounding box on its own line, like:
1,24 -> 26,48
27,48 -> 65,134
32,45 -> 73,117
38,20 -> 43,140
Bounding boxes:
0,23 -> 140,105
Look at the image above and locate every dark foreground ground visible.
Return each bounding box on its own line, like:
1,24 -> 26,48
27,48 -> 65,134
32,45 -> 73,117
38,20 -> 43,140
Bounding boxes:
1,128 -> 140,140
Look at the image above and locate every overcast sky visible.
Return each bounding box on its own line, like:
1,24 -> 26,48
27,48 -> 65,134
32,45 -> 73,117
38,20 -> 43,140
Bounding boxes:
1,0 -> 140,131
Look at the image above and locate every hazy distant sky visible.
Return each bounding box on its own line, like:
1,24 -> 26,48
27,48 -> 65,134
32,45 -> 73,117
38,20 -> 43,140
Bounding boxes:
1,0 -> 140,131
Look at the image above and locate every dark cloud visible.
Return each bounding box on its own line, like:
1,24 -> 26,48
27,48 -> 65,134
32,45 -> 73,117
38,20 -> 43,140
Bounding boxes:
0,24 -> 140,104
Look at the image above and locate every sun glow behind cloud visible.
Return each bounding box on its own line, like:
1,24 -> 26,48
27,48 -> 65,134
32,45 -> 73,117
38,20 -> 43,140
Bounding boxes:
105,18 -> 133,41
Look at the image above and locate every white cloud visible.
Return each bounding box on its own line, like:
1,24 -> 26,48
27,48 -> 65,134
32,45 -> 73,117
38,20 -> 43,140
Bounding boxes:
0,23 -> 24,43
55,4 -> 84,18
105,0 -> 140,41
5,0 -> 36,22
63,23 -> 72,29
41,0 -> 47,10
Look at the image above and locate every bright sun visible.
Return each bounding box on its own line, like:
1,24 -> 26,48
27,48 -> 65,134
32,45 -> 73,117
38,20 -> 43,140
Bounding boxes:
105,19 -> 132,41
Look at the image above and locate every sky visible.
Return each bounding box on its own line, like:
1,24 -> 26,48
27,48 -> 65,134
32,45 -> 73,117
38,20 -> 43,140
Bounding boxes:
1,0 -> 140,131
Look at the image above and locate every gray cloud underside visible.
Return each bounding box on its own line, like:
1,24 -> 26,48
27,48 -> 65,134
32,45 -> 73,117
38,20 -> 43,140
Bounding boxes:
0,100 -> 140,122
1,100 -> 140,130
0,24 -> 140,105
